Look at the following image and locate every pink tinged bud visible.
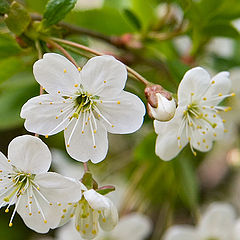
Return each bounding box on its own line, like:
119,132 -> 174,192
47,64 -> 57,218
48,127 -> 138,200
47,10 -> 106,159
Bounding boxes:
145,85 -> 176,121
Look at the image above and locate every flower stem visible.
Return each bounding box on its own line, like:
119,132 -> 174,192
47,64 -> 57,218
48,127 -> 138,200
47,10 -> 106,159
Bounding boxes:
34,40 -> 43,138
49,37 -> 151,86
46,39 -> 78,67
83,162 -> 88,172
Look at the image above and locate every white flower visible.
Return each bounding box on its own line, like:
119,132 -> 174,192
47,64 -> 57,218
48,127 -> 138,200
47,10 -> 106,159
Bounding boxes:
147,93 -> 176,121
154,67 -> 233,161
60,187 -> 118,240
0,135 -> 82,233
57,212 -> 152,240
21,53 -> 145,163
163,203 -> 239,240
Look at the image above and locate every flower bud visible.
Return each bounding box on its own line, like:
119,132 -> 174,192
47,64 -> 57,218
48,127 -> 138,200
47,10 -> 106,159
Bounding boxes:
145,85 -> 176,121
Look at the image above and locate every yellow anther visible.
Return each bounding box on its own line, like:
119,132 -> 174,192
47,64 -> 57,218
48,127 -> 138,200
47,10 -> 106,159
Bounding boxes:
42,88 -> 46,91
197,142 -> 200,145
49,203 -> 53,206
8,160 -> 10,162
5,209 -> 9,213
4,197 -> 9,202
50,102 -> 53,105
231,92 -> 236,96
58,203 -> 61,206
85,122 -> 88,125
39,102 -> 42,105
213,114 -> 216,118
202,106 -> 206,110
204,114 -> 208,117
188,137 -> 191,141
102,218 -> 106,223
29,201 -> 32,204
78,67 -> 81,71
76,225 -> 80,231
189,122 -> 193,126
222,119 -> 226,123
212,123 -> 217,128
44,220 -> 47,223
9,223 -> 13,227
45,135 -> 48,138
70,213 -> 74,218
92,230 -> 97,235
98,210 -> 101,214
70,97 -> 73,99
61,215 -> 65,219
179,145 -> 182,149
202,131 -> 206,134
210,106 -> 214,109
206,145 -> 209,149
218,93 -> 222,96
26,205 -> 28,208
58,91 -> 60,94
177,136 -> 180,140
63,209 -> 67,213
93,145 -> 96,148
112,125 -> 114,128
68,203 -> 72,205
213,133 -> 217,137
82,230 -> 86,234
0,170 -> 2,173
64,69 -> 67,73
85,224 -> 89,228
56,116 -> 58,119
187,104 -> 191,109
203,97 -> 207,101
74,204 -> 78,207
74,84 -> 78,87
61,110 -> 63,113
224,129 -> 228,133
104,80 -> 106,83
203,139 -> 206,143
67,144 -> 70,147
191,92 -> 194,96
82,131 -> 84,134
94,130 -> 96,133
117,101 -> 120,104
72,112 -> 79,119
211,80 -> 215,84
193,151 -> 197,156
29,213 -> 32,216
224,107 -> 232,112
38,211 -> 40,214
100,100 -> 103,103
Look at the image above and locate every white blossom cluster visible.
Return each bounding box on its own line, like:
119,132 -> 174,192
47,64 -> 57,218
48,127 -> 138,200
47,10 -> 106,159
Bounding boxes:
0,52 -> 234,239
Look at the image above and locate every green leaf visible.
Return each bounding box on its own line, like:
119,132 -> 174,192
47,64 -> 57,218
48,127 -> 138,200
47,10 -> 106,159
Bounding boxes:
0,0 -> 10,14
0,57 -> 25,84
203,22 -> 240,38
43,0 -> 77,27
123,9 -> 141,30
174,157 -> 199,209
0,34 -> 21,58
4,1 -> 31,35
66,7 -> 136,35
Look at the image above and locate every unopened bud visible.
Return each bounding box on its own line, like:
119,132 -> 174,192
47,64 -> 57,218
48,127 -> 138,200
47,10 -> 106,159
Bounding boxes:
145,85 -> 176,121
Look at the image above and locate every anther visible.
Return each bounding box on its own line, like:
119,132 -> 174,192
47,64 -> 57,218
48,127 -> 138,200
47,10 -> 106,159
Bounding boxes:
78,67 -> 81,71
74,84 -> 78,87
5,209 -> 9,213
64,69 -> 67,73
9,223 -> 13,227
104,81 -> 106,83
117,101 -> 120,104
203,97 -> 207,101
211,80 -> 215,84
231,92 -> 236,96
218,93 -> 222,96
45,135 -> 48,138
44,220 -> 47,223
93,145 -> 96,148
94,130 -> 96,133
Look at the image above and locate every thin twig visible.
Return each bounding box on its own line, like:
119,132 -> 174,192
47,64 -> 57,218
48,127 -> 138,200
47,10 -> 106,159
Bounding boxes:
49,37 -> 151,86
46,39 -> 78,67
34,40 -> 44,138
83,162 -> 88,172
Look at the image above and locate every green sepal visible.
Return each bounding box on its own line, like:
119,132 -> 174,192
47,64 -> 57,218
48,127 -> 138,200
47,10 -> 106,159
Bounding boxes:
4,1 -> 31,35
81,172 -> 98,190
96,186 -> 115,195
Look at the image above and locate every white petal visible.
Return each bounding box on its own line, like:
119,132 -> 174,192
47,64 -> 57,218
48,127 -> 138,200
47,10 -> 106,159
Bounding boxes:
56,220 -> 80,240
8,135 -> 51,174
198,203 -> 236,239
204,72 -> 231,105
83,189 -> 110,210
233,219 -> 240,240
80,55 -> 127,97
33,53 -> 80,95
163,226 -> 199,240
110,213 -> 151,240
21,94 -> 73,136
154,112 -> 188,161
97,91 -> 145,134
64,116 -> 108,163
0,151 -> 12,172
34,172 -> 82,203
177,67 -> 211,106
75,202 -> 99,239
17,191 -> 62,233
99,198 -> 118,231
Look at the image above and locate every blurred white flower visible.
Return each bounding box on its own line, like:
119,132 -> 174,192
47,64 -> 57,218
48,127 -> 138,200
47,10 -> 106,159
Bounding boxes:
164,203 -> 240,240
0,135 -> 82,233
74,0 -> 103,10
21,53 -> 145,163
154,67 -> 233,160
57,212 -> 151,240
61,188 -> 118,240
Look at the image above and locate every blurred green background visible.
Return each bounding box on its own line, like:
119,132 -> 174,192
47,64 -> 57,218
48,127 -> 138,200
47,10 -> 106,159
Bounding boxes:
0,0 -> 240,239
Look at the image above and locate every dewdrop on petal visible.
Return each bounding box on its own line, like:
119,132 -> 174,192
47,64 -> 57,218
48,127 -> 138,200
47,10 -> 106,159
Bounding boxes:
145,85 -> 176,121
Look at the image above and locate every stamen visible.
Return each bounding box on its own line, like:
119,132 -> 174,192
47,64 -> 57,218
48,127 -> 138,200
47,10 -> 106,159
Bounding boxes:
67,112 -> 82,147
